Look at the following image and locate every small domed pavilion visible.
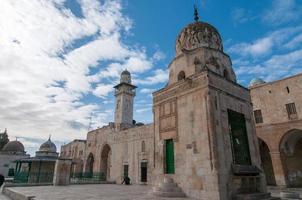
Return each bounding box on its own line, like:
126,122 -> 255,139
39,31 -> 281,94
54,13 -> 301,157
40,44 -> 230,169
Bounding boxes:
14,137 -> 59,184
0,129 -> 30,178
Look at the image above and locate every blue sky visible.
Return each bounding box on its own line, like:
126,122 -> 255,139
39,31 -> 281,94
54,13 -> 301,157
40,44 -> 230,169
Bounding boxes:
0,0 -> 302,155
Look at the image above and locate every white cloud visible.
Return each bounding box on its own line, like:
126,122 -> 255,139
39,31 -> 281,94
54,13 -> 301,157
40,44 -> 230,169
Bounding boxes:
134,69 -> 168,85
262,0 -> 302,26
140,88 -> 156,94
136,108 -> 151,113
93,84 -> 114,98
0,0 -> 160,148
231,8 -> 256,25
228,26 -> 302,57
235,49 -> 302,82
230,37 -> 273,57
284,33 -> 302,49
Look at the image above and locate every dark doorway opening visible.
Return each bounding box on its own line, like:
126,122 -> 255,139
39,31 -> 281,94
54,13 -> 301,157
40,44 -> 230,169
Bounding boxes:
141,162 -> 147,182
123,164 -> 129,178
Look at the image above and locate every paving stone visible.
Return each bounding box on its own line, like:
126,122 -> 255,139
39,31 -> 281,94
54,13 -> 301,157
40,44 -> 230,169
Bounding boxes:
5,184 -> 196,200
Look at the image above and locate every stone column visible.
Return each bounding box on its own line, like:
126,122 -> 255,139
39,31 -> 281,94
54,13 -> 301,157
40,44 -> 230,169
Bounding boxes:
53,158 -> 72,186
270,151 -> 288,187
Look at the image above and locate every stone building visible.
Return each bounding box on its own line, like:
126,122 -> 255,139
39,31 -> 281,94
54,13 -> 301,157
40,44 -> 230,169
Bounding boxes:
0,130 -> 30,177
61,10 -> 272,200
60,139 -> 86,174
61,70 -> 154,185
250,73 -> 302,188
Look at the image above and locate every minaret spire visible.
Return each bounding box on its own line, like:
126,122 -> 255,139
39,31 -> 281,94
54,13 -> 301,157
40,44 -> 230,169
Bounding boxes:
194,4 -> 200,22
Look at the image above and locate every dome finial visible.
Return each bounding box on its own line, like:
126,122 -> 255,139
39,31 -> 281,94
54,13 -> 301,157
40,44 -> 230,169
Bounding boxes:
48,134 -> 51,141
194,4 -> 200,22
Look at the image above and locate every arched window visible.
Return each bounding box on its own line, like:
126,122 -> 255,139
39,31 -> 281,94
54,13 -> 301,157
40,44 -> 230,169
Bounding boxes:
141,141 -> 146,152
223,69 -> 230,80
178,71 -> 186,81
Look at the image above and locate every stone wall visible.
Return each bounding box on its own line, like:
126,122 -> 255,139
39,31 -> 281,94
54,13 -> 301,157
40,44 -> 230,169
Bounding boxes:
0,154 -> 29,177
250,73 -> 302,187
61,140 -> 86,174
153,68 -> 265,200
85,124 -> 154,184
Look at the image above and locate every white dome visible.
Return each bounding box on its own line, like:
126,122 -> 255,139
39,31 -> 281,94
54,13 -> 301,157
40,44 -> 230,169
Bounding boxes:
250,78 -> 266,87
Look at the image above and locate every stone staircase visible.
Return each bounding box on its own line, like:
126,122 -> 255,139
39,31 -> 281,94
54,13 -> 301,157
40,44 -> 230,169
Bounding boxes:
152,176 -> 186,198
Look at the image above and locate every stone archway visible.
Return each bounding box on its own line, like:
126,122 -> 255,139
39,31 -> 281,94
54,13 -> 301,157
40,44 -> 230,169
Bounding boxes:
258,138 -> 276,185
280,129 -> 302,187
100,144 -> 111,180
75,159 -> 84,174
86,153 -> 94,175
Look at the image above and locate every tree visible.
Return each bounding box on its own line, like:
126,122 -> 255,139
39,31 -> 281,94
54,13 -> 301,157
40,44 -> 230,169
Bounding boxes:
0,129 -> 9,150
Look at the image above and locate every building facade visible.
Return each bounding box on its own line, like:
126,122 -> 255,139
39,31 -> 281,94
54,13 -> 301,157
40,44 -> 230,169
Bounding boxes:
61,11 -> 271,199
61,71 -> 154,185
250,73 -> 302,188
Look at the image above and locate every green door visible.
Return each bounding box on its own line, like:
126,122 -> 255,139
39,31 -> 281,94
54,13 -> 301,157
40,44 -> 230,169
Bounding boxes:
165,139 -> 175,174
228,109 -> 252,165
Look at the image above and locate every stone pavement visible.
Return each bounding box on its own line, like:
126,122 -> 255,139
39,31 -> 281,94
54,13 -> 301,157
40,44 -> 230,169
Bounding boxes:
3,184 -> 195,200
0,193 -> 10,200
268,187 -> 302,199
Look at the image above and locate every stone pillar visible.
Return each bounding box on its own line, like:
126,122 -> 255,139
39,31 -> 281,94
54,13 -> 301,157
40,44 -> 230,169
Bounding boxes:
270,151 -> 288,187
53,158 -> 72,186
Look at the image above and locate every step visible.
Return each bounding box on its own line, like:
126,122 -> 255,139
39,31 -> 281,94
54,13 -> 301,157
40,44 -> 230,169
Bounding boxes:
236,192 -> 280,200
152,176 -> 186,198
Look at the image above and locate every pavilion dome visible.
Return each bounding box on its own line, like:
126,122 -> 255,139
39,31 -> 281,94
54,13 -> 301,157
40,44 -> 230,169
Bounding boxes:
39,138 -> 57,153
2,141 -> 25,153
250,78 -> 266,87
176,21 -> 223,55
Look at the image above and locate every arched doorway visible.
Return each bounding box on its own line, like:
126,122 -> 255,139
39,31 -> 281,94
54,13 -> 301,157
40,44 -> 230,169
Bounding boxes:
75,160 -> 84,174
100,144 -> 111,180
258,138 -> 276,185
280,129 -> 302,187
86,153 -> 94,176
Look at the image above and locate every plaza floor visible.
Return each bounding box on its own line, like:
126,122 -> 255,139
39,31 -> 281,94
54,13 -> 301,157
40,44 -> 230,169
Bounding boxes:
3,184 -> 195,200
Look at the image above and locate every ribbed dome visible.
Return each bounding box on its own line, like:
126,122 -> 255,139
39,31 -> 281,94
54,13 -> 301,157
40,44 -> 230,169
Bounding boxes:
176,21 -> 223,55
3,141 -> 25,153
39,138 -> 57,153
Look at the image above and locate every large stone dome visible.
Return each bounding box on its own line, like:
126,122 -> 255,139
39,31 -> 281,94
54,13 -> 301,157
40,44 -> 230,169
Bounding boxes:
2,141 -> 25,153
39,138 -> 57,153
176,21 -> 223,55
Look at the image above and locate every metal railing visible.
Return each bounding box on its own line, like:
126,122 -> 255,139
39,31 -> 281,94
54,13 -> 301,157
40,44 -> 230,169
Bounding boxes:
70,172 -> 106,184
14,172 -> 54,184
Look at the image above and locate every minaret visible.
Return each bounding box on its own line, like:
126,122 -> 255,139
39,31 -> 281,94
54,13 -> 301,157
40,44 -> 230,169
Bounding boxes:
114,70 -> 137,126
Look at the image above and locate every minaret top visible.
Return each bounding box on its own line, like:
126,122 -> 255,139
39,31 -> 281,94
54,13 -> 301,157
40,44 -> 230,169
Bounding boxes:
194,5 -> 200,22
120,69 -> 131,84
114,70 -> 137,89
